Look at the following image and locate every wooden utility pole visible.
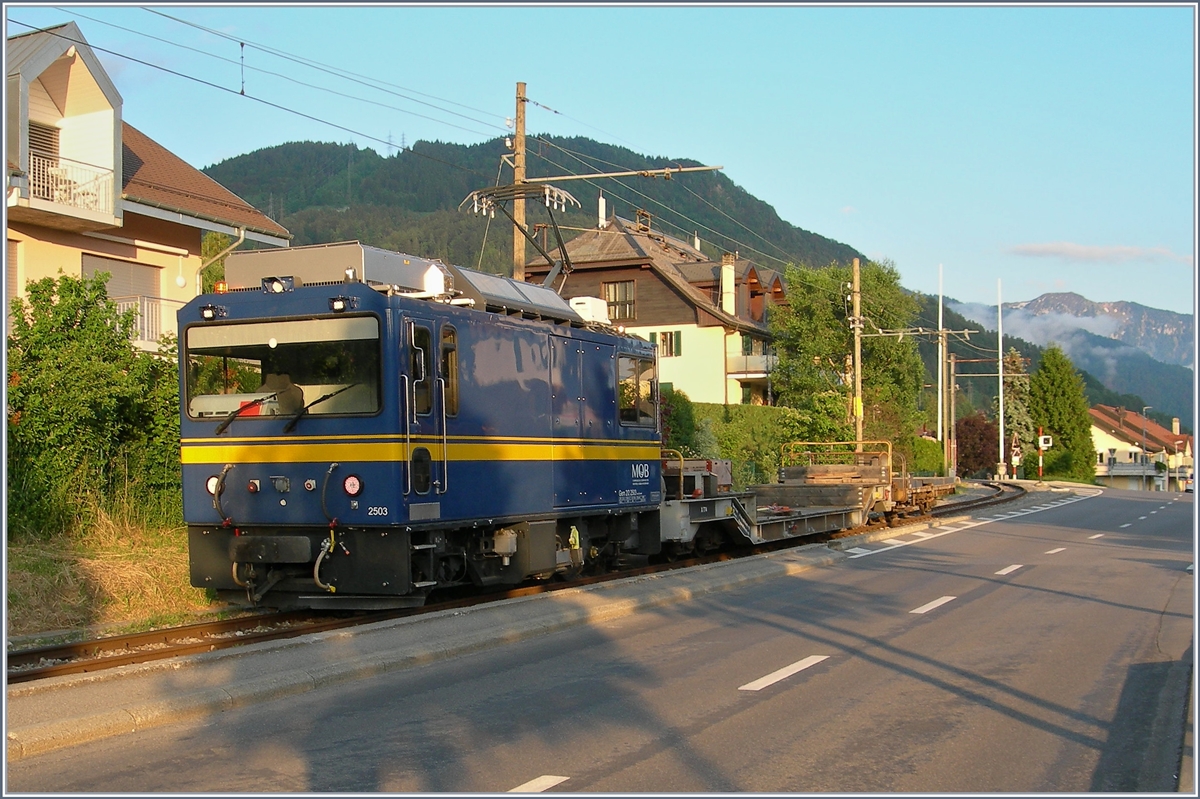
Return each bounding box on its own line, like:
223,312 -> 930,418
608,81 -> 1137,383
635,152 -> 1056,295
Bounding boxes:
851,257 -> 863,449
512,82 -> 527,280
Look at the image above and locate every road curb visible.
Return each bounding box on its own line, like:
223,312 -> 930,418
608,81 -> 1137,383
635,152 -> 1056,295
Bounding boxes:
5,545 -> 843,762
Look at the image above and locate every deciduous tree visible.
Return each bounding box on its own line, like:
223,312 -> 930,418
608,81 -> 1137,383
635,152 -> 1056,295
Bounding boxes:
770,259 -> 924,450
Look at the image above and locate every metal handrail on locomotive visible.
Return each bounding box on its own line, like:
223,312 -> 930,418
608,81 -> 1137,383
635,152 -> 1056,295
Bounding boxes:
180,242 -> 663,609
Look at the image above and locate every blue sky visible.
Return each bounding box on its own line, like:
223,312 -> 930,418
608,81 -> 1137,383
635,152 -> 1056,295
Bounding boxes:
6,4 -> 1196,314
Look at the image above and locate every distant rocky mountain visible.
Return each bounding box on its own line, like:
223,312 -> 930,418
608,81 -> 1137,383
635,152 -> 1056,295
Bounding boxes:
950,295 -> 1194,429
1006,292 -> 1194,369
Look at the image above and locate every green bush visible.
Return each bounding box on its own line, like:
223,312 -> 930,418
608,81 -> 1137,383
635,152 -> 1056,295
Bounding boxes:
7,273 -> 182,539
691,402 -> 847,488
905,436 -> 945,476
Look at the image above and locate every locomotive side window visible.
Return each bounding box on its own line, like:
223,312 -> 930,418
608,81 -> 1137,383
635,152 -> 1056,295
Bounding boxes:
411,325 -> 432,415
184,316 -> 380,420
412,447 -> 433,494
440,326 -> 459,416
618,356 -> 656,426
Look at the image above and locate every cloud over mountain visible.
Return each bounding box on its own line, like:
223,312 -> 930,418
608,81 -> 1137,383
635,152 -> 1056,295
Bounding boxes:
1009,241 -> 1193,266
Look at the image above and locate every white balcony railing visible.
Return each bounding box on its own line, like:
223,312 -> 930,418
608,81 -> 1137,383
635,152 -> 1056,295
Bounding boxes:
113,295 -> 185,346
29,152 -> 114,215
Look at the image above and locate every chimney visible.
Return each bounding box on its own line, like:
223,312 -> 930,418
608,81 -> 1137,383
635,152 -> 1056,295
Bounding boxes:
598,192 -> 607,230
694,232 -> 701,251
1173,417 -> 1180,435
720,253 -> 736,315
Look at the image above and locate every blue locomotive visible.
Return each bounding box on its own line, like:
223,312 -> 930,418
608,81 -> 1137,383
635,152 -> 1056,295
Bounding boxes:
180,242 -> 663,609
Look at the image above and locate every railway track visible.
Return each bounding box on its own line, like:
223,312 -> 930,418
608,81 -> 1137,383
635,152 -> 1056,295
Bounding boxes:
7,481 -> 1026,685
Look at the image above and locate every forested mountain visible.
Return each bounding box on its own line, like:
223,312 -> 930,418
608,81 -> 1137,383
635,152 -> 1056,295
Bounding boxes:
201,137 -> 864,274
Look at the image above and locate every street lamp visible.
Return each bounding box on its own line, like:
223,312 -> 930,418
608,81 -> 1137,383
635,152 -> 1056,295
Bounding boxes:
1141,406 -> 1152,491
1108,447 -> 1117,488
1175,440 -> 1183,492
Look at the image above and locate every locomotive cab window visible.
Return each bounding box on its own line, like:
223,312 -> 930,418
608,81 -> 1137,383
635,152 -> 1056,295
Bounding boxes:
410,324 -> 433,415
441,325 -> 458,416
184,316 -> 381,421
618,356 -> 656,426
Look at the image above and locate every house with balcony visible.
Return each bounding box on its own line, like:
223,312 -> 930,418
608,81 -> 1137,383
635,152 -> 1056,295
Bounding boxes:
525,209 -> 785,406
1089,404 -> 1193,491
6,21 -> 289,349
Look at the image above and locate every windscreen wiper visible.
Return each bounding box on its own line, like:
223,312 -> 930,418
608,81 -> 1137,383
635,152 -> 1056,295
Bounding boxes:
282,383 -> 361,434
214,392 -> 278,435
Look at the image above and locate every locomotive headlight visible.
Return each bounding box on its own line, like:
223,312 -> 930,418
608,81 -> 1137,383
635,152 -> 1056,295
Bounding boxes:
343,474 -> 363,497
205,475 -> 223,495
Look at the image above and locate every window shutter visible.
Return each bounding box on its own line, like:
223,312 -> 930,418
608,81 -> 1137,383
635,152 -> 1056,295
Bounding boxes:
28,123 -> 60,159
674,331 -> 682,357
6,240 -> 18,336
82,254 -> 159,298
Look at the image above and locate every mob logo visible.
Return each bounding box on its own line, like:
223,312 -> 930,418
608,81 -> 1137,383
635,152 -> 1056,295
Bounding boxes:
631,462 -> 651,480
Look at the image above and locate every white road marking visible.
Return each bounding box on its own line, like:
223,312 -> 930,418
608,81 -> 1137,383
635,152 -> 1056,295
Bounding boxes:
910,596 -> 957,614
1188,564 -> 1194,572
739,655 -> 830,691
846,489 -> 1102,562
1045,547 -> 1066,554
510,776 -> 570,793
1088,534 -> 1104,539
1120,523 -> 1132,528
1139,516 -> 1147,520
995,564 -> 1023,576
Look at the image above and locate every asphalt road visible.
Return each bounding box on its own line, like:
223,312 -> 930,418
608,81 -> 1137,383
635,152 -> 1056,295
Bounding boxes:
6,487 -> 1193,792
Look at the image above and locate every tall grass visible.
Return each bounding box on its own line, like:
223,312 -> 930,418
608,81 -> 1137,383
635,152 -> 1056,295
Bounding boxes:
6,473 -> 215,639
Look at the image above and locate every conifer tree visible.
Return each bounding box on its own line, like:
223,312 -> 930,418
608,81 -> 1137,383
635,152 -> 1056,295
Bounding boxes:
995,347 -> 1036,469
1028,344 -> 1095,482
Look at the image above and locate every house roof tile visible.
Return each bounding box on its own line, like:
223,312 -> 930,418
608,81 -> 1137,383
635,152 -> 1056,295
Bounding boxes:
121,123 -> 289,238
1089,404 -> 1192,453
531,216 -> 775,335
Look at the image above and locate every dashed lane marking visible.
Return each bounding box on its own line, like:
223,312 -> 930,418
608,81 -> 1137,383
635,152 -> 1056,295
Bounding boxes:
1045,547 -> 1066,554
910,596 -> 957,614
995,564 -> 1023,576
1088,534 -> 1104,539
1120,523 -> 1132,528
847,489 -> 1100,561
1139,516 -> 1148,520
509,776 -> 570,793
739,655 -> 830,692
